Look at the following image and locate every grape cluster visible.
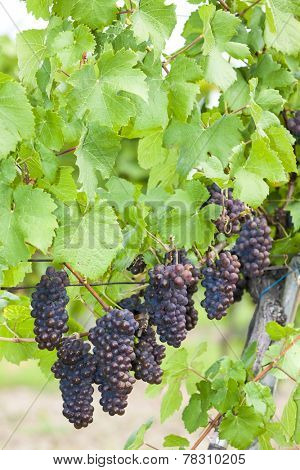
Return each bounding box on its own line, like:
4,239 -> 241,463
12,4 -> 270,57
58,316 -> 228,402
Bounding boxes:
128,255 -> 146,275
201,252 -> 241,320
31,267 -> 70,350
145,263 -> 196,348
287,111 -> 300,138
207,184 -> 246,235
234,216 -> 272,278
88,309 -> 138,416
51,338 -> 97,429
132,326 -> 165,384
165,250 -> 199,331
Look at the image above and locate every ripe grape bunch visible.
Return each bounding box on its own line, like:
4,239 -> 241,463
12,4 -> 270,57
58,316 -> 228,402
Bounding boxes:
89,309 -> 138,416
145,262 -> 196,348
51,337 -> 97,429
207,184 -> 246,235
287,111 -> 300,138
132,326 -> 166,384
165,250 -> 200,331
201,251 -> 241,320
234,216 -> 272,278
31,267 -> 70,350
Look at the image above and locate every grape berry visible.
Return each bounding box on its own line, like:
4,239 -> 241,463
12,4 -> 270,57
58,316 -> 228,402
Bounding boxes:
31,267 -> 70,350
287,111 -> 300,138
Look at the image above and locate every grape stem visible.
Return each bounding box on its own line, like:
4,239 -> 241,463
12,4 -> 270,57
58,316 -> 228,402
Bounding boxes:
282,173 -> 297,210
63,263 -> 111,312
190,334 -> 300,450
240,0 -> 262,16
218,0 -> 230,11
0,331 -> 89,344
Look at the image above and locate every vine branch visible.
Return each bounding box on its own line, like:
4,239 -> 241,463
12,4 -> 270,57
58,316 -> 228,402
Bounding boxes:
190,334 -> 300,450
56,146 -> 77,156
164,35 -> 204,65
240,0 -> 262,16
218,0 -> 230,11
0,331 -> 89,344
63,263 -> 111,312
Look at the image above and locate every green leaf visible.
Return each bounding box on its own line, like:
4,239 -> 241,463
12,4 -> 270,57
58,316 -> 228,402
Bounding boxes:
0,77 -> 34,159
165,115 -> 242,176
281,395 -> 297,440
288,202 -> 300,231
266,126 -> 297,173
123,78 -> 168,138
266,322 -> 298,341
163,434 -> 189,449
36,109 -> 64,152
244,134 -> 286,184
241,342 -> 257,371
14,186 -> 57,253
204,47 -> 237,91
233,168 -> 269,208
265,1 -> 300,56
211,378 -> 240,414
293,385 -> 300,444
166,56 -> 202,121
53,203 -> 123,279
163,348 -> 188,378
138,131 -> 167,170
2,262 -> 32,287
132,0 -> 177,55
16,29 -> 46,86
53,0 -> 117,30
75,123 -> 121,201
26,0 -> 52,19
124,419 -> 153,450
182,382 -> 211,433
167,180 -> 209,214
0,186 -> 57,265
44,167 -> 77,203
219,406 -> 264,449
69,49 -> 148,130
244,382 -> 275,419
161,379 -> 183,423
53,25 -> 96,68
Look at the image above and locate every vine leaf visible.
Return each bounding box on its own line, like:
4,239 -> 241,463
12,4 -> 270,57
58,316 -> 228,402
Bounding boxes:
0,74 -> 35,159
53,0 -> 117,30
163,435 -> 189,449
53,203 -> 123,279
166,56 -> 203,122
16,29 -> 47,86
75,123 -> 121,201
124,419 -> 153,450
26,0 -> 52,20
0,186 -> 57,265
293,385 -> 300,444
265,0 -> 300,56
219,405 -> 264,449
68,49 -> 148,130
244,382 -> 275,420
165,114 -> 242,176
160,379 -> 183,423
182,382 -> 211,433
132,0 -> 177,56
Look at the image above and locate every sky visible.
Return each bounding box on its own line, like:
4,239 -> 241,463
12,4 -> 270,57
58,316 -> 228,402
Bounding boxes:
0,0 -> 199,53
